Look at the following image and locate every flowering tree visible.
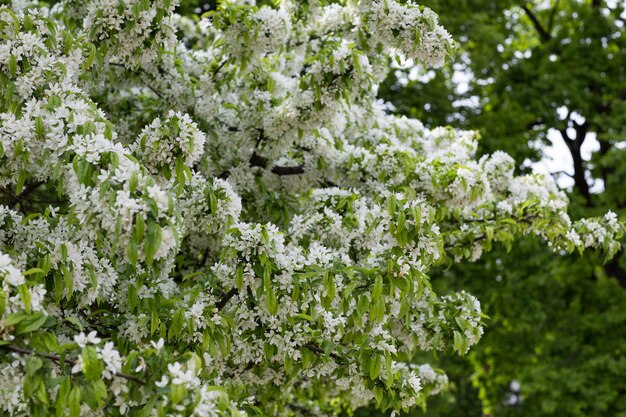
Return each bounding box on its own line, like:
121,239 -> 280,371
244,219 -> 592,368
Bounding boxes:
0,0 -> 622,416
378,2 -> 626,416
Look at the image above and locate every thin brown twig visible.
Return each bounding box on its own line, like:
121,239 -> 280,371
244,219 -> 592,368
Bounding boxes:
2,344 -> 145,385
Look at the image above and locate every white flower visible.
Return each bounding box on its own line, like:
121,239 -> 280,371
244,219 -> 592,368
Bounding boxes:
134,357 -> 146,373
168,362 -> 200,387
3,267 -> 24,287
150,338 -> 165,351
407,372 -> 422,393
155,375 -> 169,388
98,342 -> 123,377
71,356 -> 84,374
74,331 -> 101,348
0,254 -> 12,268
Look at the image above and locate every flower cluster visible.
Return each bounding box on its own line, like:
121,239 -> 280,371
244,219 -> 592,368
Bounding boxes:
131,110 -> 207,176
358,0 -> 455,67
82,0 -> 178,68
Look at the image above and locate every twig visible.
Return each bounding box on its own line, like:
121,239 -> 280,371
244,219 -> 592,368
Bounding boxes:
521,4 -> 551,43
108,61 -> 163,98
213,58 -> 229,77
2,344 -> 145,385
444,214 -> 540,250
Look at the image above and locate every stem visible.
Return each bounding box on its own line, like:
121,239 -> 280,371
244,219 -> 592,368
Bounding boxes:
2,344 -> 145,385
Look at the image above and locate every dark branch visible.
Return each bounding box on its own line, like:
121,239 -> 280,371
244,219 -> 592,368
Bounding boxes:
249,152 -> 305,176
288,403 -> 322,417
521,4 -> 551,43
559,125 -> 592,205
109,61 -> 163,98
271,165 -> 305,176
216,288 -> 238,310
213,59 -> 229,77
4,181 -> 43,208
304,344 -> 342,361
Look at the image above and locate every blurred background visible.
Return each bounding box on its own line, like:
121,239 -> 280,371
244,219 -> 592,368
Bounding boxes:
177,1 -> 626,415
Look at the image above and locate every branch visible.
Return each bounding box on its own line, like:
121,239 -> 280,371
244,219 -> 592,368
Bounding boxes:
548,170 -> 574,179
109,61 -> 163,98
548,0 -> 560,31
304,343 -> 342,361
271,165 -> 305,176
249,152 -> 305,176
215,288 -> 238,310
4,181 -> 44,208
560,122 -> 592,204
213,58 -> 229,77
521,4 -> 551,43
444,214 -> 541,250
558,127 -> 573,143
288,403 -> 322,417
2,344 -> 145,385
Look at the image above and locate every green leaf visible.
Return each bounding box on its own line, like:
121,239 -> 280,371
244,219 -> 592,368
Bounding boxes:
25,356 -> 43,377
369,353 -> 381,380
64,316 -> 83,331
18,284 -> 31,315
127,235 -> 138,267
168,309 -> 186,340
144,221 -> 163,267
8,54 -> 17,77
16,313 -> 47,335
373,386 -> 383,406
3,311 -> 28,326
83,42 -> 96,69
129,172 -> 139,193
372,276 -> 383,301
15,170 -> 27,195
83,346 -> 104,381
169,384 -> 187,405
235,265 -> 244,291
84,379 -> 107,409
151,310 -> 159,336
55,378 -> 70,417
68,385 -> 81,417
23,268 -> 45,277
208,190 -> 218,214
34,375 -> 49,405
266,287 -> 278,315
